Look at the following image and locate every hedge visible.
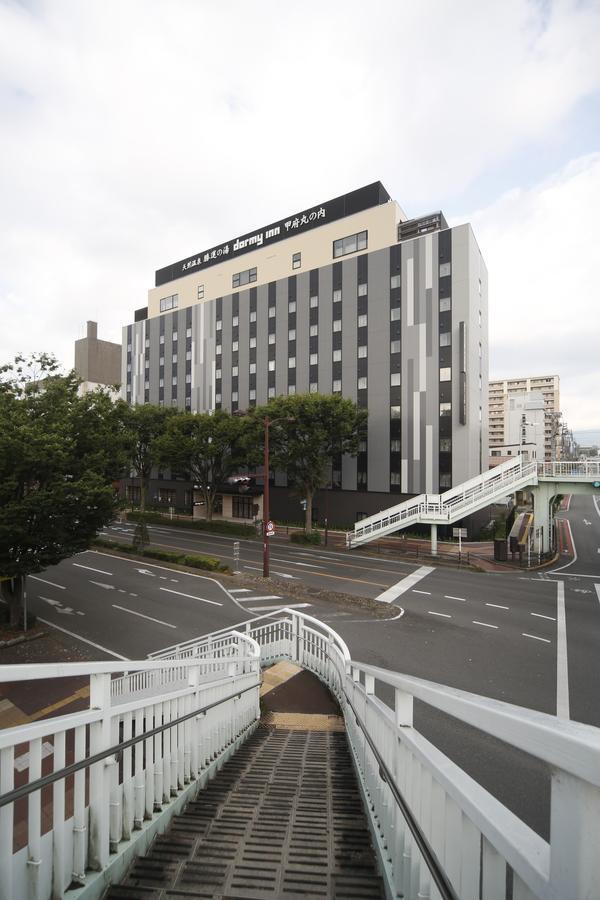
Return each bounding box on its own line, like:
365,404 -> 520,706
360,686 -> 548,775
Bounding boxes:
290,530 -> 322,545
125,511 -> 255,538
92,537 -> 230,573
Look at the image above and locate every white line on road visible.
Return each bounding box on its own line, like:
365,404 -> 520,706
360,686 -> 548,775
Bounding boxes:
531,612 -> 556,621
428,611 -> 451,618
413,590 -> 431,595
445,595 -> 466,602
230,588 -> 252,593
523,633 -> 551,644
249,603 -> 311,612
159,587 -> 222,606
73,563 -> 113,576
345,607 -> 406,623
237,595 -> 281,602
243,565 -> 297,578
29,576 -> 66,590
472,621 -> 498,629
550,518 -> 577,573
39,596 -> 61,607
36,617 -> 129,660
376,566 -> 435,604
486,603 -> 509,610
596,584 -> 600,606
112,604 -> 176,628
556,582 -> 569,718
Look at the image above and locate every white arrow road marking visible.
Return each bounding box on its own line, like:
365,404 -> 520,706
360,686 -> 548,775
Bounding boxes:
90,581 -> 115,590
583,519 -> 591,526
56,607 -> 75,615
73,563 -> 113,575
159,587 -> 222,607
112,605 -> 176,628
30,576 -> 65,590
135,569 -> 156,577
40,596 -> 62,607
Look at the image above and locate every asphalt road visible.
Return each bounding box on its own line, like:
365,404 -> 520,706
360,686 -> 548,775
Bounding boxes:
16,492 -> 600,841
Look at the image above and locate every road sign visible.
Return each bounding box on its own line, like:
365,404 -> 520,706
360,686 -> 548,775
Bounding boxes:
453,528 -> 467,538
233,541 -> 240,574
266,520 -> 275,536
593,481 -> 600,488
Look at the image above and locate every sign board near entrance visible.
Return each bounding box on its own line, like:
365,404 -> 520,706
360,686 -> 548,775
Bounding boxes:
266,520 -> 275,537
453,528 -> 467,538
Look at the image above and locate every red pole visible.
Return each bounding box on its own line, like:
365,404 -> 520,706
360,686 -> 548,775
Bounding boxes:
263,417 -> 270,578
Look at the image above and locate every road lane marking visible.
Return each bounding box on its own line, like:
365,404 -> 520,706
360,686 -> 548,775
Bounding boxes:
237,595 -> 281,602
230,588 -> 252,593
531,612 -> 556,621
243,566 -> 299,579
159,587 -> 222,606
375,566 -> 435,604
445,595 -> 466,602
550,518 -> 577,572
486,603 -> 509,610
249,603 -> 311,612
472,621 -> 498,629
112,604 -> 176,628
29,576 -> 66,590
36,618 -> 129,660
90,581 -> 115,590
413,590 -> 431,595
428,611 -> 451,618
556,582 -> 569,718
39,596 -> 61,607
73,563 -> 113,576
523,633 -> 551,644
595,584 -> 600,606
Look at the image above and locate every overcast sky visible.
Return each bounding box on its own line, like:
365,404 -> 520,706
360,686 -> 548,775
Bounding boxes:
1,0 -> 599,431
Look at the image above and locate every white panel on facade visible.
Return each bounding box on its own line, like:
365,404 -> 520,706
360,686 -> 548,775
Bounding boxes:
401,458 -> 408,493
419,322 -> 427,390
426,425 -> 433,493
406,257 -> 414,327
413,391 -> 420,461
425,234 -> 432,290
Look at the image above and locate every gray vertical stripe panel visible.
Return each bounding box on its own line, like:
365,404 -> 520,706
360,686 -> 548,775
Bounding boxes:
275,279 -> 288,396
148,316 -> 159,406
255,284 -> 269,405
367,248 -> 390,493
295,275 -> 310,395
405,358 -> 414,493
221,294 -> 232,411
238,290 -> 250,408
318,271 -> 332,393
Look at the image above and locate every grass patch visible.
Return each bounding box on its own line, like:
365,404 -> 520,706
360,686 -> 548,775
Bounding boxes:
93,537 -> 230,573
125,511 -> 255,537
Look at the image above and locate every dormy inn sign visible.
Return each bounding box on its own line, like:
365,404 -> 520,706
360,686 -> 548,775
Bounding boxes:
154,182 -> 390,287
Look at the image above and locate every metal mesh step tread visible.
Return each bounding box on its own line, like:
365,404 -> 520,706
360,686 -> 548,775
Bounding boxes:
105,725 -> 384,900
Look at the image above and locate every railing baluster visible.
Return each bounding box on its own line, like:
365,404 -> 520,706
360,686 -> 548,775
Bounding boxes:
481,835 -> 506,899
72,725 -> 87,884
27,737 -> 42,900
0,746 -> 14,900
89,672 -> 112,870
459,814 -> 480,900
52,731 -> 66,900
122,711 -> 133,841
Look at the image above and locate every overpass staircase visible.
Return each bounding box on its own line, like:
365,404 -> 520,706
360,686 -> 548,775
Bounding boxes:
346,458 -> 600,548
1,609 -> 600,900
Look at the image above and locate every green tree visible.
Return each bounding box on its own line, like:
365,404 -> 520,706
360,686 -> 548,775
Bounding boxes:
156,409 -> 260,521
123,404 -> 177,512
257,394 -> 367,532
0,358 -> 130,628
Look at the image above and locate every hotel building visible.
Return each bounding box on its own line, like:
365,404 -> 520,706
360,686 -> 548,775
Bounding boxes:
123,183 -> 488,526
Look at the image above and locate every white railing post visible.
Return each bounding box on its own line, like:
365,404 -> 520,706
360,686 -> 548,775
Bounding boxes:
72,725 -> 87,884
27,737 -> 42,900
549,770 -> 600,897
51,731 -> 66,900
88,672 -> 112,871
395,687 -> 413,728
0,747 -> 14,900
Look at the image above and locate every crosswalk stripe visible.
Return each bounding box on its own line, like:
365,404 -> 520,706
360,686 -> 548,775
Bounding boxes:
248,603 -> 311,612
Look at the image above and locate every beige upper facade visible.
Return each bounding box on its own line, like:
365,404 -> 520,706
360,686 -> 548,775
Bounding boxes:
148,201 -> 406,320
488,375 -> 561,460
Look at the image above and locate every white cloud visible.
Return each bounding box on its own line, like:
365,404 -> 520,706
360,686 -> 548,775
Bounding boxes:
465,153 -> 600,430
0,0 -> 599,428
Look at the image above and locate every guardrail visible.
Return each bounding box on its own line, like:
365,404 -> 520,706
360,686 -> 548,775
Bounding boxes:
0,650 -> 261,900
169,609 -> 600,900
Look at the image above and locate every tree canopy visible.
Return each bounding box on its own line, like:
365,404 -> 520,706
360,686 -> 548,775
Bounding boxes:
256,393 -> 367,530
0,358 -> 129,626
156,409 -> 261,520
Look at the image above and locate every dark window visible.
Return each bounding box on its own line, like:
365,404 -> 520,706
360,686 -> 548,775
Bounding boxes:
232,267 -> 257,288
292,252 -> 301,270
232,495 -> 254,519
159,294 -> 178,312
333,230 -> 368,258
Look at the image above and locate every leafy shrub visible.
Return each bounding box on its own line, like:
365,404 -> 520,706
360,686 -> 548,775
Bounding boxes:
92,538 -> 231,573
290,530 -> 321,545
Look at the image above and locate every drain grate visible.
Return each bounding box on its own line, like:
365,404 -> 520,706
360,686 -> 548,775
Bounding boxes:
105,726 -> 383,899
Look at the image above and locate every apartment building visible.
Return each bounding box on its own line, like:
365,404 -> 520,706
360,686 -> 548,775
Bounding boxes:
488,375 -> 560,462
123,182 -> 489,526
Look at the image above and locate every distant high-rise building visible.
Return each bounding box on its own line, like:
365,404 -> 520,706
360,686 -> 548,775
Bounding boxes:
74,320 -> 121,396
488,375 -> 560,461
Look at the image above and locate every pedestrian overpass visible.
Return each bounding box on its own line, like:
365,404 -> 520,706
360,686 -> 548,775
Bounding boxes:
1,609 -> 599,900
346,458 -> 600,553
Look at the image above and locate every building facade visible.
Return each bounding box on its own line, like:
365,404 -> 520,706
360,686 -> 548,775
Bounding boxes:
75,320 -> 122,397
488,375 -> 560,462
489,391 -> 546,466
123,183 -> 488,526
